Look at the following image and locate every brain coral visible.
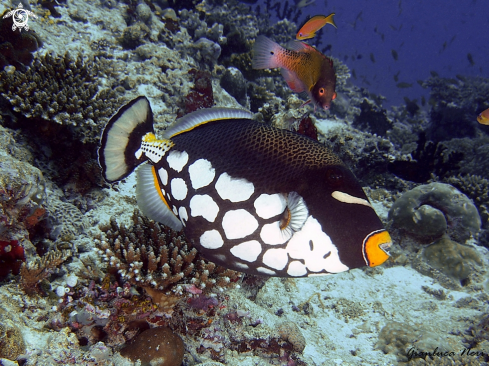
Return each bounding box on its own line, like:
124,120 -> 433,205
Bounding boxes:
422,235 -> 483,282
120,326 -> 184,366
388,182 -> 481,243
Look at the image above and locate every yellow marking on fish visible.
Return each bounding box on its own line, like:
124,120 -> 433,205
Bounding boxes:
151,166 -> 171,211
363,230 -> 391,267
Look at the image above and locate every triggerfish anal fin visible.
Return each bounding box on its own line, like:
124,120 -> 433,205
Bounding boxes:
98,96 -> 155,183
296,13 -> 337,40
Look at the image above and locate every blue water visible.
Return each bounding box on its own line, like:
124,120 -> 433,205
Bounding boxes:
253,0 -> 489,108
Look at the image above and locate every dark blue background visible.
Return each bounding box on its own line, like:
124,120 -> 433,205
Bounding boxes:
253,0 -> 489,107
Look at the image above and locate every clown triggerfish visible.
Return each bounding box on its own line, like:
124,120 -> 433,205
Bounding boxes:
98,97 -> 391,277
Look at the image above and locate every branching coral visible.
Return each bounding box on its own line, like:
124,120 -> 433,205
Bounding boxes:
0,53 -> 124,144
95,210 -> 241,297
20,249 -> 71,295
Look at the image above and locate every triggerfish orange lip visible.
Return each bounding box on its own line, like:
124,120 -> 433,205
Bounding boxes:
362,230 -> 392,267
477,107 -> 489,125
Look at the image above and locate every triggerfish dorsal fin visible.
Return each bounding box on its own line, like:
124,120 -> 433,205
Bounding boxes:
163,107 -> 253,139
98,96 -> 155,183
136,164 -> 183,231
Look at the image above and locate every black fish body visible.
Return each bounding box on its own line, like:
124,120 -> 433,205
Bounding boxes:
98,97 -> 391,277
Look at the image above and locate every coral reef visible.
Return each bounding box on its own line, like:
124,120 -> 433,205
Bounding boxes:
0,314 -> 25,361
464,312 -> 489,350
96,210 -> 240,310
0,152 -> 46,241
387,132 -> 464,183
0,53 -> 124,144
319,123 -> 397,187
20,249 -> 71,295
277,321 -> 306,353
295,113 -> 318,140
120,23 -> 150,49
220,67 -> 247,106
120,326 -> 184,366
353,99 -> 393,136
422,75 -> 489,142
51,275 -> 162,347
376,321 -> 419,362
422,235 -> 483,283
388,182 -> 481,243
178,69 -> 215,117
46,200 -> 89,243
0,239 -> 25,280
443,173 -> 489,246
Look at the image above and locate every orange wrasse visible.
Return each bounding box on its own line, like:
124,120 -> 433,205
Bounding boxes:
296,13 -> 336,40
477,107 -> 489,125
252,35 -> 337,110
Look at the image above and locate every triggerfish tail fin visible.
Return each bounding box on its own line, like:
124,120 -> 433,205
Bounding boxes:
136,164 -> 183,231
98,96 -> 155,183
252,35 -> 285,69
296,13 -> 336,40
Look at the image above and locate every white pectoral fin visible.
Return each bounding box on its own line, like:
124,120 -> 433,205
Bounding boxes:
136,164 -> 183,231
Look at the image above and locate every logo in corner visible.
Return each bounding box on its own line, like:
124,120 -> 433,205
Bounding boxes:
3,3 -> 37,32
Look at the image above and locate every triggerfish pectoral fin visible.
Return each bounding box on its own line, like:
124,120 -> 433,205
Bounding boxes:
136,164 -> 183,231
362,230 -> 392,267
